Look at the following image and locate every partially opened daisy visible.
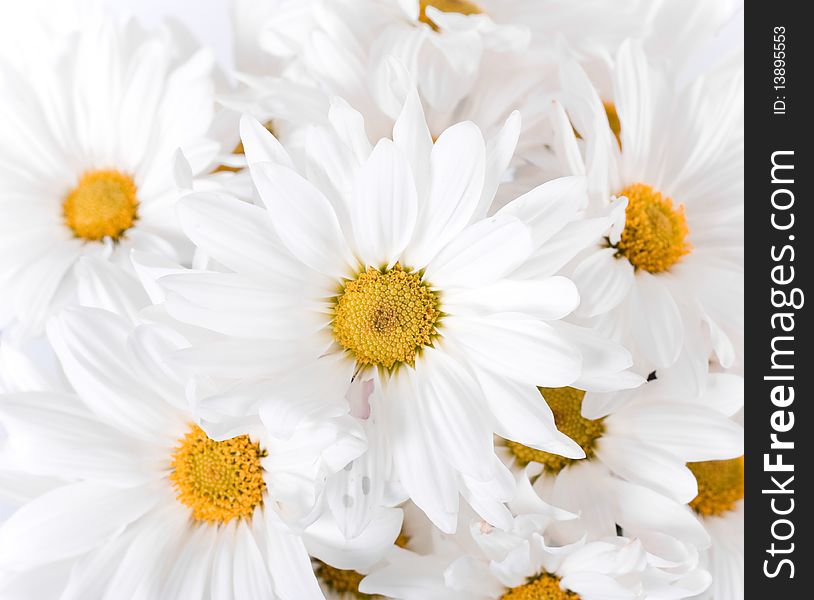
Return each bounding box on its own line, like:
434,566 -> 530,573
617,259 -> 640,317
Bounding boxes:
0,17 -> 228,338
360,507 -> 711,599
548,40 -> 743,390
154,90 -> 638,534
0,306 -> 377,599
496,374 -> 743,561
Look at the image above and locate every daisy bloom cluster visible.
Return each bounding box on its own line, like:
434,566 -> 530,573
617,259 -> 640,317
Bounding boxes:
0,1 -> 743,599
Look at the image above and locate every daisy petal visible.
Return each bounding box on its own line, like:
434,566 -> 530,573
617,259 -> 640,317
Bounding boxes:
380,371 -> 459,533
597,436 -> 697,503
406,121 -> 485,267
417,349 -> 495,482
265,511 -> 324,600
351,138 -> 418,268
446,315 -> 581,387
630,271 -> 683,367
0,482 -> 158,570
239,114 -> 293,168
497,176 -> 586,248
444,277 -> 579,321
233,520 -> 274,600
476,368 -> 584,458
572,248 -> 634,317
424,215 -> 532,288
250,161 -> 355,278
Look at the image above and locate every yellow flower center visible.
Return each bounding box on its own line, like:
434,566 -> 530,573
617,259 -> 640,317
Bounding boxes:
169,424 -> 266,524
419,0 -> 483,31
332,264 -> 441,370
502,573 -> 580,600
687,456 -> 744,517
603,101 -> 621,148
614,183 -> 691,274
506,388 -> 604,474
63,169 -> 138,241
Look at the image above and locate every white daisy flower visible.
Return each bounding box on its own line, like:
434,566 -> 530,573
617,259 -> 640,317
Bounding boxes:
546,39 -> 743,391
150,90 -> 639,534
247,0 -> 530,117
496,374 -> 743,560
228,0 -> 662,179
0,17 -> 228,338
360,508 -> 711,599
0,306 -> 380,599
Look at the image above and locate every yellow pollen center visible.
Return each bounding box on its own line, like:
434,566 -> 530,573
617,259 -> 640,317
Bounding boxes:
419,0 -> 483,31
332,264 -> 440,369
502,573 -> 580,600
169,424 -> 266,524
603,101 -> 621,148
506,388 -> 604,474
687,456 -> 744,517
316,563 -> 374,599
63,169 -> 138,241
614,183 -> 691,273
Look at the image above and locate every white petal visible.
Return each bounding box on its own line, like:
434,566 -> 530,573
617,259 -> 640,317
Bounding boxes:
424,215 -> 532,288
239,114 -> 294,168
459,459 -> 515,530
611,403 -> 743,462
630,272 -> 683,367
597,436 -> 697,503
75,257 -> 150,321
0,482 -> 158,570
161,523 -> 217,600
444,277 -> 579,320
0,391 -> 162,485
233,520 -> 275,600
497,176 -> 586,248
264,511 -> 324,600
406,121 -> 485,267
477,110 -> 521,219
515,217 -> 611,280
210,521 -> 237,600
250,161 -> 355,278
47,308 -> 185,443
572,248 -> 634,317
393,88 -> 433,202
304,507 -> 403,571
324,417 -> 389,539
561,572 -> 637,600
445,315 -> 581,387
380,370 -> 459,533
698,373 -> 744,416
351,138 -> 418,267
476,368 -> 584,458
611,479 -> 710,548
175,192 -> 311,287
554,322 -> 640,392
257,354 -> 355,438
171,337 -> 319,379
614,40 -> 653,180
416,349 -> 495,481
328,97 -> 372,165
161,271 -> 325,340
